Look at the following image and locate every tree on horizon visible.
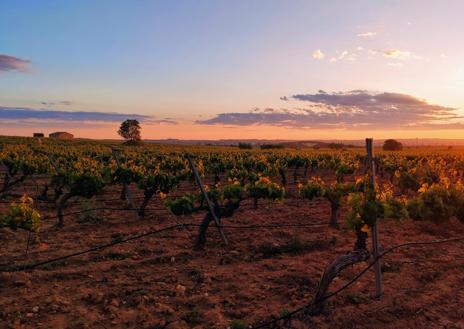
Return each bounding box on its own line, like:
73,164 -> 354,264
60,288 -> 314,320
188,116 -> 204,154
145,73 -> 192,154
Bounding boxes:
118,119 -> 141,143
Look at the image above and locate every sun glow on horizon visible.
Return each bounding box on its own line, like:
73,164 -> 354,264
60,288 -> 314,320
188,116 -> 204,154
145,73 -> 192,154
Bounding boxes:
1,1 -> 464,139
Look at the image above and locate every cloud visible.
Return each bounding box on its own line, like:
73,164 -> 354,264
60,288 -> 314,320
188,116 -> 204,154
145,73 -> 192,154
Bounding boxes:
41,101 -> 73,106
312,49 -> 325,60
383,49 -> 421,60
338,51 -> 349,60
0,107 -> 179,128
196,90 -> 462,130
152,119 -> 179,125
0,54 -> 31,73
357,32 -> 377,38
325,47 -> 423,65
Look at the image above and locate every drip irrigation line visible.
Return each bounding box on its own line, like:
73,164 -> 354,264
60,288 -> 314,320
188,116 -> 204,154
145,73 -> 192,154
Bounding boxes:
41,207 -> 170,220
7,224 -> 187,271
1,222 -> 327,272
251,235 -> 464,328
39,201 -> 314,221
323,236 -> 464,302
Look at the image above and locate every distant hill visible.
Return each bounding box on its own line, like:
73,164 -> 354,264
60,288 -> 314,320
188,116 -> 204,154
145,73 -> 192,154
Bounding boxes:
144,138 -> 464,147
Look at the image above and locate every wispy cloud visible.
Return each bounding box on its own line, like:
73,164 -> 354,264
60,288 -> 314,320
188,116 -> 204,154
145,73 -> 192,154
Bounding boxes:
152,118 -> 179,125
196,90 -> 462,130
41,101 -> 73,106
0,106 -> 177,127
0,54 -> 31,73
383,49 -> 421,60
312,49 -> 325,60
321,46 -> 422,65
357,32 -> 377,38
338,51 -> 349,60
328,50 -> 357,63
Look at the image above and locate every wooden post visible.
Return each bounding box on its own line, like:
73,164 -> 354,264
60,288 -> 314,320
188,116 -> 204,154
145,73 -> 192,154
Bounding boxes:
111,148 -> 134,208
186,154 -> 228,245
366,138 -> 383,298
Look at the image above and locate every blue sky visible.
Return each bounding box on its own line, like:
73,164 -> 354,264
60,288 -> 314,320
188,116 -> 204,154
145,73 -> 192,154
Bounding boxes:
1,1 -> 464,139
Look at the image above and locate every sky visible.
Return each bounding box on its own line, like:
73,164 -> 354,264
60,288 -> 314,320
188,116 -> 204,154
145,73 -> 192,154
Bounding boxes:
1,0 -> 464,140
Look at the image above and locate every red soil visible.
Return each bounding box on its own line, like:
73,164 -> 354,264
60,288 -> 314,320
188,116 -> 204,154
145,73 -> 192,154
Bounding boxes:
1,183 -> 464,329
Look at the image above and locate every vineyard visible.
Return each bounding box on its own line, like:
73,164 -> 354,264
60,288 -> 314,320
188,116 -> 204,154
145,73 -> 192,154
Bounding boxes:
1,136 -> 464,328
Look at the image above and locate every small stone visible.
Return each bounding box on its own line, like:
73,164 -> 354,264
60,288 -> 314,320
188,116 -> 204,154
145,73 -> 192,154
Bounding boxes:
154,303 -> 175,315
32,306 -> 39,313
26,313 -> 34,317
176,284 -> 186,294
170,257 -> 175,262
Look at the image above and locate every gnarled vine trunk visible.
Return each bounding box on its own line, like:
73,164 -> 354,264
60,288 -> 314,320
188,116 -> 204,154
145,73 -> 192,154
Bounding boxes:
37,184 -> 49,201
195,202 -> 240,249
279,169 -> 287,188
303,163 -> 309,178
329,202 -> 340,229
306,231 -> 369,315
0,174 -> 25,196
57,192 -> 74,226
120,186 -> 127,201
138,190 -> 155,218
53,187 -> 63,202
293,165 -> 300,183
195,212 -> 213,249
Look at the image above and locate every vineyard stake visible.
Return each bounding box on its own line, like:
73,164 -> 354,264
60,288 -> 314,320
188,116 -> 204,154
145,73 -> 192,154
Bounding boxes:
366,138 -> 383,298
186,154 -> 228,245
111,148 -> 134,208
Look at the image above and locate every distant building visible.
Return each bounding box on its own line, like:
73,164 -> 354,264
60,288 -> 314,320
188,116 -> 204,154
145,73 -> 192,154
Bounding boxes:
33,133 -> 44,138
49,132 -> 74,139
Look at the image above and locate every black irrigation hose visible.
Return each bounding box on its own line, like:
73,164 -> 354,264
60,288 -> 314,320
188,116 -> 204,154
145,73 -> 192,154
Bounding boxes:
1,222 -> 327,272
40,201 -> 311,221
251,235 -> 464,328
8,224 -> 188,271
41,207 -> 169,220
5,214 -> 463,327
0,195 -> 307,205
219,223 -> 327,231
0,196 -> 152,205
324,236 -> 464,301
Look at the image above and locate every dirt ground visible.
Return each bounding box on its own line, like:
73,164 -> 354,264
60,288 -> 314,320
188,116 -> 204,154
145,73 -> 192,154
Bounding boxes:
1,181 -> 464,329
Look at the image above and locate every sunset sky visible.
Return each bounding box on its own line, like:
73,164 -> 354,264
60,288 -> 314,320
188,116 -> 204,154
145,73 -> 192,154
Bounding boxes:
1,0 -> 464,140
